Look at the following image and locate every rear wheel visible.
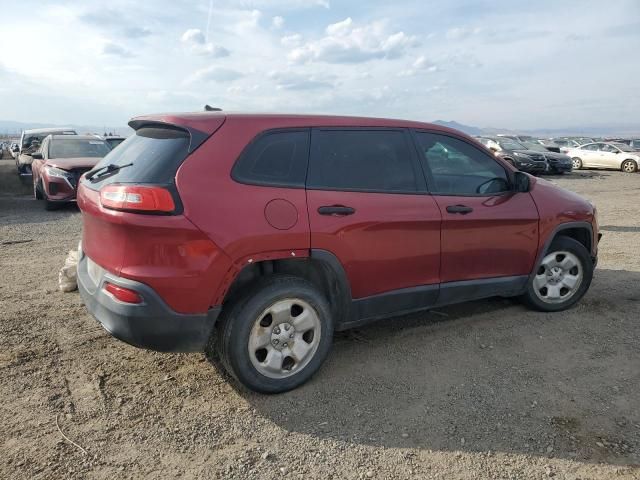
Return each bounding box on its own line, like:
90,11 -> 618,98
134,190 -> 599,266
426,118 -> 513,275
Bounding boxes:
621,159 -> 638,173
522,237 -> 593,312
571,157 -> 582,169
215,275 -> 334,393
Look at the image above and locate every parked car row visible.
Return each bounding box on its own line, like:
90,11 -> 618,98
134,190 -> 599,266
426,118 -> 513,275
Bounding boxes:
9,126 -> 128,209
479,134 -> 640,174
476,136 -> 573,174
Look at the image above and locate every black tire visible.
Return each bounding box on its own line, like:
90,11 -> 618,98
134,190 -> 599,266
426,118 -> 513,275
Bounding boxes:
621,159 -> 638,173
215,275 -> 334,393
571,157 -> 582,170
43,188 -> 59,211
33,179 -> 43,200
521,236 -> 593,312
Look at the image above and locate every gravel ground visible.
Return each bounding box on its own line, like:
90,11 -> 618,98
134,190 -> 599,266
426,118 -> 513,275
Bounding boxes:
1,153 -> 639,480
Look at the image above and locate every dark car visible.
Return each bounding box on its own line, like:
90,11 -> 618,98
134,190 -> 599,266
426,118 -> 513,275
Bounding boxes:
77,112 -> 599,393
476,136 -> 548,173
502,135 -> 561,153
520,142 -> 573,174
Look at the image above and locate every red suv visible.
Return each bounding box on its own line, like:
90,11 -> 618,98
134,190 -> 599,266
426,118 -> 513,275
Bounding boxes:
77,113 -> 600,393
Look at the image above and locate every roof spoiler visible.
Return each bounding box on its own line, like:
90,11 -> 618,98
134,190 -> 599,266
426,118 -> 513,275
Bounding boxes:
127,119 -> 210,153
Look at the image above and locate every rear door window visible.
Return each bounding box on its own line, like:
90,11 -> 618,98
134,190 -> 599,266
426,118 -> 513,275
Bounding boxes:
83,127 -> 190,190
307,129 -> 420,193
231,129 -> 309,188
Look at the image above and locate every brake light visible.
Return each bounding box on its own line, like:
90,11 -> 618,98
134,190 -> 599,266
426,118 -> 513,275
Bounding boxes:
104,282 -> 143,304
100,185 -> 175,212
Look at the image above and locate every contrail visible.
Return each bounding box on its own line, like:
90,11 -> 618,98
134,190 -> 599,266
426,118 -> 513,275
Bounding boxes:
205,0 -> 213,43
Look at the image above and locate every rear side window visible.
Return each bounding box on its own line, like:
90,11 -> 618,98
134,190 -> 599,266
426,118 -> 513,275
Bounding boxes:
232,129 -> 309,188
83,127 -> 190,190
307,129 -> 419,193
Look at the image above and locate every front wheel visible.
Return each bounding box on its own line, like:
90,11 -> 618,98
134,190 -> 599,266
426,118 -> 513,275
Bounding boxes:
521,237 -> 593,312
621,159 -> 638,173
215,275 -> 334,393
571,157 -> 582,169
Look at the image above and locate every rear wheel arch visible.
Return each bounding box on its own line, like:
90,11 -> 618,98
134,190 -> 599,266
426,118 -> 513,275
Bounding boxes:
221,249 -> 352,326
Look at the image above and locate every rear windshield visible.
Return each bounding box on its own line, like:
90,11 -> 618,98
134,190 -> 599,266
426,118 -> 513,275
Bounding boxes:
50,138 -> 111,158
83,127 -> 190,189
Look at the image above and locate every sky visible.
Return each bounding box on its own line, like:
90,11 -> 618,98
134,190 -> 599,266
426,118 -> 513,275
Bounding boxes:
0,0 -> 639,131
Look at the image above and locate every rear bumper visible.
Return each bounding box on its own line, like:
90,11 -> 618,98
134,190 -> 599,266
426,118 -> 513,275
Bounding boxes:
77,253 -> 220,352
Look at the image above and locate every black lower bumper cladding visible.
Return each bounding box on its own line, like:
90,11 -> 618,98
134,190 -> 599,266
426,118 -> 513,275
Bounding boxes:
77,255 -> 220,353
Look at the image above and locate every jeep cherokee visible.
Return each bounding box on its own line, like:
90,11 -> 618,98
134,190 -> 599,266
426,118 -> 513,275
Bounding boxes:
77,112 -> 600,393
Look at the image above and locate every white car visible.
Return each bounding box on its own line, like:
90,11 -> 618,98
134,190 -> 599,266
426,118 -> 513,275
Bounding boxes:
567,142 -> 639,173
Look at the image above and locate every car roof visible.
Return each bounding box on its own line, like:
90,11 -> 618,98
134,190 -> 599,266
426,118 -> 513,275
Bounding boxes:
23,127 -> 75,134
130,111 -> 474,137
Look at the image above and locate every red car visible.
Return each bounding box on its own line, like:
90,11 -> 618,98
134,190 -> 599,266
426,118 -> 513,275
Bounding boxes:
32,135 -> 111,210
77,113 -> 600,393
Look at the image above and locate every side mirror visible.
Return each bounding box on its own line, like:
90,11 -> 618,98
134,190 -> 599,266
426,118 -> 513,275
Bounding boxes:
31,152 -> 43,160
12,146 -> 19,152
514,171 -> 530,193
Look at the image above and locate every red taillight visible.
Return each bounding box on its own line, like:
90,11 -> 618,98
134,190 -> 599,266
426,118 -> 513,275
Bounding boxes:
100,185 -> 175,213
104,282 -> 143,304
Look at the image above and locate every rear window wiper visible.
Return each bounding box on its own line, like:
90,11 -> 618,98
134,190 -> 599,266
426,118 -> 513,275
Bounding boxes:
86,162 -> 134,182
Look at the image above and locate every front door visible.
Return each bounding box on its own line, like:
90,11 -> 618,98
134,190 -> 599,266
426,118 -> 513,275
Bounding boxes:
413,131 -> 539,284
306,128 -> 442,300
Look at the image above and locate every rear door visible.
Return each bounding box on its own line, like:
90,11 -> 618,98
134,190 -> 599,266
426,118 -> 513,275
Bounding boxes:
306,128 -> 441,300
413,130 -> 538,284
580,143 -> 601,167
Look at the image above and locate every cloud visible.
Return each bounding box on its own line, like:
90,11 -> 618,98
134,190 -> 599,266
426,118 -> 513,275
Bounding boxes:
399,55 -> 439,76
79,9 -> 152,38
446,26 -> 482,40
101,42 -> 134,58
288,17 -> 417,64
181,29 -> 230,58
281,34 -> 302,47
272,16 -> 285,29
189,66 -> 244,83
269,71 -> 334,90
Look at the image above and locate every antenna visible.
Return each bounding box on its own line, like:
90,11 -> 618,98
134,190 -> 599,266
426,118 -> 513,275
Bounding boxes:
204,105 -> 222,112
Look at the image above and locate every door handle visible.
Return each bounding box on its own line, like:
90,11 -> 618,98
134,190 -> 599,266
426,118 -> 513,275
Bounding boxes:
318,205 -> 356,216
446,205 -> 473,214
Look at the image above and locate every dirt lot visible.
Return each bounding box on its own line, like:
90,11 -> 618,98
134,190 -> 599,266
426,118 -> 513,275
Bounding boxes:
1,152 -> 639,480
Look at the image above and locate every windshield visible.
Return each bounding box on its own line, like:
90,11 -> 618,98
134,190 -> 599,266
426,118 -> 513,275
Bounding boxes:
49,138 -> 111,158
498,139 -> 526,150
521,142 -> 547,152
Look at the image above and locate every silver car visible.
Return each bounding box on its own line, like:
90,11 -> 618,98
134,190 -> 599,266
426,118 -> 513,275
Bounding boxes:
567,142 -> 639,173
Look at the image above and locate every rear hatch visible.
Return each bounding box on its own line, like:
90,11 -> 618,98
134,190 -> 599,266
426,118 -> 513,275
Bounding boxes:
77,114 -> 226,312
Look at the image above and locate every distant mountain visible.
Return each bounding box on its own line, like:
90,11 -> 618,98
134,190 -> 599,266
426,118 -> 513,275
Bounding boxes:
434,120 -> 640,138
0,120 -> 131,137
432,120 -> 484,136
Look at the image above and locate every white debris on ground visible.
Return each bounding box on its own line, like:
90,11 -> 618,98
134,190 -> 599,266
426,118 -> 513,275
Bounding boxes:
58,249 -> 78,292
